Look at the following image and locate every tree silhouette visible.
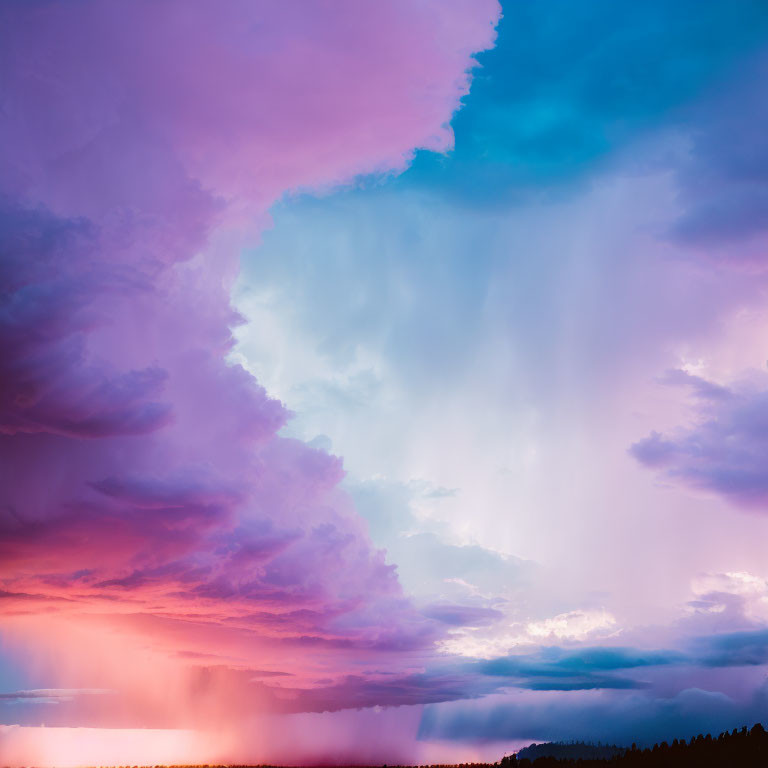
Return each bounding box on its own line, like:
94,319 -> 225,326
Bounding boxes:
499,722 -> 768,768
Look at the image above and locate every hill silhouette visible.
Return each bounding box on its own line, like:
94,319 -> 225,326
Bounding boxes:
501,722 -> 768,768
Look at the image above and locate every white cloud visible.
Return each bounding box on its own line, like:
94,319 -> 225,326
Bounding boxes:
526,609 -> 617,641
438,609 -> 618,659
688,571 -> 768,622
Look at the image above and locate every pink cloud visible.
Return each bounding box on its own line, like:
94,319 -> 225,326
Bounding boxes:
0,0 -> 501,749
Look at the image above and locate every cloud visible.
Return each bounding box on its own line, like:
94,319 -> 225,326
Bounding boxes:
0,205 -> 174,439
0,689 -> 112,704
0,0 -> 502,737
423,604 -> 504,627
349,479 -> 533,601
440,644 -> 684,693
669,53 -> 768,251
418,685 -> 768,746
527,610 -> 617,641
630,370 -> 768,509
3,0 -> 768,760
684,571 -> 768,628
440,609 -> 619,660
479,646 -> 683,677
695,629 -> 768,667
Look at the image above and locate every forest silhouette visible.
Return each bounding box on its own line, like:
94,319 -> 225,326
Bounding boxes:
500,722 -> 768,768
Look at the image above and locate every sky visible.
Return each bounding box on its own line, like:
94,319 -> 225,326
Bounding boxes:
2,1 -> 768,765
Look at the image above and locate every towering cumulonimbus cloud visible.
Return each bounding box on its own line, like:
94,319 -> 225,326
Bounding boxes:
0,0 -> 500,732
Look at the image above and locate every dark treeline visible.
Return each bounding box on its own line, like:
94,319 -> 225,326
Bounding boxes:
515,743 -> 626,762
501,723 -> 768,768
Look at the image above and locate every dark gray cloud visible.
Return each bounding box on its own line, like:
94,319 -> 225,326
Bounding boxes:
696,629 -> 768,667
418,685 -> 768,746
670,53 -> 768,250
479,646 -> 685,677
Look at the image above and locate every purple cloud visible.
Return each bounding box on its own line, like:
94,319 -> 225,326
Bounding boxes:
631,370 -> 768,509
0,0 -> 501,728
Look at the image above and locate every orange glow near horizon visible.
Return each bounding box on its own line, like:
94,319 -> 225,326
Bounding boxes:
0,724 -> 521,768
0,726 -> 232,768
